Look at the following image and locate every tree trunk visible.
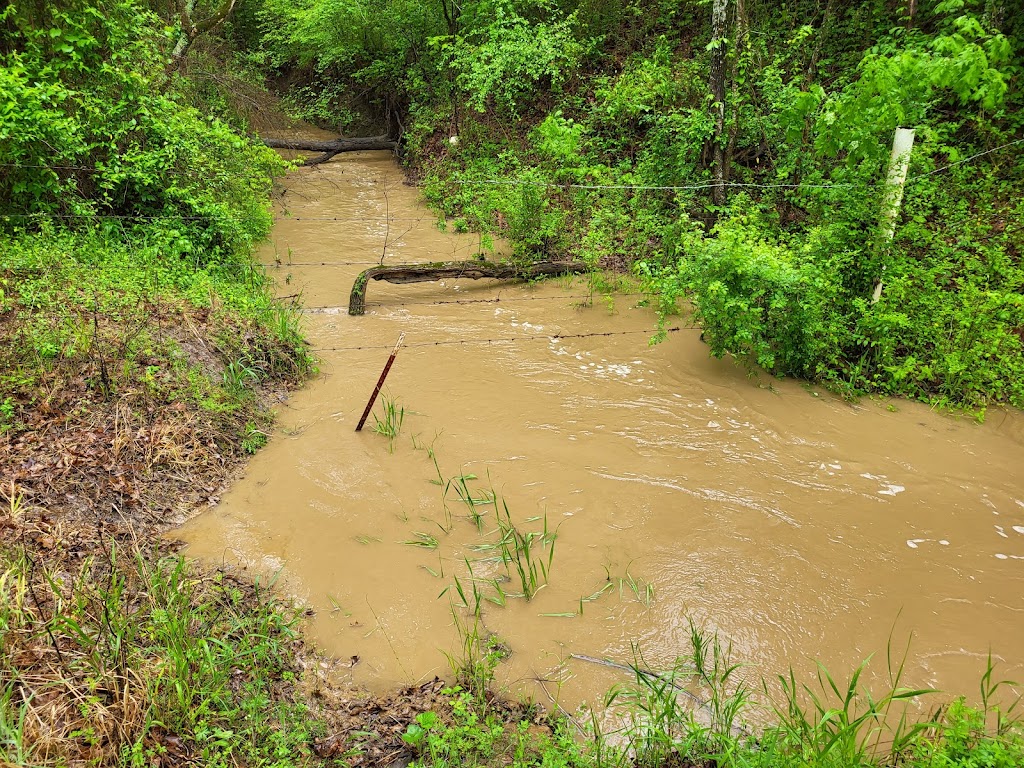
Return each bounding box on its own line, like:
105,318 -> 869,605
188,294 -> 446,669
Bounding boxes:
169,0 -> 237,72
709,0 -> 729,207
262,136 -> 398,165
725,0 -> 747,180
348,260 -> 589,315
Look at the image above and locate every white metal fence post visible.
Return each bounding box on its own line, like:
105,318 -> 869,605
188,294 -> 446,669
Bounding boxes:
871,127 -> 916,303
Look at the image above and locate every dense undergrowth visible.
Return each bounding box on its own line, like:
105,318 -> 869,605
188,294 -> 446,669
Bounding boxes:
3,2 -> 1024,766
1,0 -> 314,517
1,5 -> 320,759
243,0 -> 1024,414
0,511 -> 317,766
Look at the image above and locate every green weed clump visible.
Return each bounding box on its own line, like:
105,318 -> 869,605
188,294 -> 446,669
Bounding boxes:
493,498 -> 556,601
0,541 -> 320,766
373,393 -> 407,450
407,618 -> 1024,768
403,691 -> 592,768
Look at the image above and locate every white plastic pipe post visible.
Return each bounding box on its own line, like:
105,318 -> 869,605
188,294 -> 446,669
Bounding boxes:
871,127 -> 915,303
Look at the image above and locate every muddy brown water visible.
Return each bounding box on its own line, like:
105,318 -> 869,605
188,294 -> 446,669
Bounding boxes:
179,141 -> 1024,718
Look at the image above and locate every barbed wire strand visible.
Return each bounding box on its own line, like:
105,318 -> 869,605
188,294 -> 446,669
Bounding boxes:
271,260 -> 386,267
0,212 -> 436,223
0,136 -> 1020,222
440,137 -> 1024,192
303,292 -> 648,313
310,326 -> 683,353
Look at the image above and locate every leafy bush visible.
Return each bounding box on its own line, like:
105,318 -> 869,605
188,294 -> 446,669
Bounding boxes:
0,0 -> 286,259
452,3 -> 594,117
594,41 -> 687,124
534,111 -> 586,164
666,212 -> 846,378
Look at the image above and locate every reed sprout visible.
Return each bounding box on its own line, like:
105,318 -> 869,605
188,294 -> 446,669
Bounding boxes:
492,496 -> 556,601
401,532 -> 440,549
373,393 -> 405,450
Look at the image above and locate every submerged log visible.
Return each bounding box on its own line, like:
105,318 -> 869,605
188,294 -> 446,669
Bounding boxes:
262,135 -> 398,165
348,259 -> 589,315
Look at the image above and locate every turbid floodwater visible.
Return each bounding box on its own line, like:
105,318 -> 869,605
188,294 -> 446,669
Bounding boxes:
178,134 -> 1024,716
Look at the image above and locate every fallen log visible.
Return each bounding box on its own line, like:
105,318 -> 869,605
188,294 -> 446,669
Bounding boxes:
262,135 -> 398,165
348,259 -> 590,315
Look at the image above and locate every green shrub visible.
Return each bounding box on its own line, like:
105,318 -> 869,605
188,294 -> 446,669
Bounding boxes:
451,3 -> 595,117
668,212 -> 846,379
0,0 -> 287,260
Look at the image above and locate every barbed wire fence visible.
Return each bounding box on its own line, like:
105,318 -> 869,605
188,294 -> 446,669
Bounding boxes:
1,135 -> 1020,353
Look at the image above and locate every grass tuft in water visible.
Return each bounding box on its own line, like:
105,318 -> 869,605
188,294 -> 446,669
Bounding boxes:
619,565 -> 655,608
401,532 -> 440,549
445,471 -> 493,529
440,565 -> 505,707
493,495 -> 556,601
373,392 -> 405,451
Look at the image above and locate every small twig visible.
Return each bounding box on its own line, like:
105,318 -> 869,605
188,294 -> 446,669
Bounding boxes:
22,537 -> 70,673
569,653 -> 707,708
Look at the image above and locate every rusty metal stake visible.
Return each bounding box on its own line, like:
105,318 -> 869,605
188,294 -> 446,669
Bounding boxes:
355,332 -> 405,432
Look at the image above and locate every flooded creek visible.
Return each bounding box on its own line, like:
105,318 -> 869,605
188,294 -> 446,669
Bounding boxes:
178,141 -> 1024,714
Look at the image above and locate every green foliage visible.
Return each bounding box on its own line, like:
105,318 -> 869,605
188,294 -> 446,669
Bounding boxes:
443,569 -> 505,702
451,3 -> 595,117
0,228 -> 313,465
242,420 -> 270,453
10,0 -> 1024,414
661,211 -> 845,378
404,691 -> 594,768
810,6 -> 1015,170
594,41 -> 689,124
913,698 -> 1024,767
0,0 -> 287,258
534,111 -> 586,164
0,545 -> 318,766
373,393 -> 407,451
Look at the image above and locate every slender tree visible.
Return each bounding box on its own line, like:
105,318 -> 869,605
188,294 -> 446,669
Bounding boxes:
168,0 -> 236,71
709,0 -> 729,206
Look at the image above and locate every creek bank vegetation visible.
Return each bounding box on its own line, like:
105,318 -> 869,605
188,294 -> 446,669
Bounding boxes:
249,0 -> 1024,414
3,1 -> 1024,766
0,3 -> 322,763
1,0 -> 315,522
0,482 -> 494,766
